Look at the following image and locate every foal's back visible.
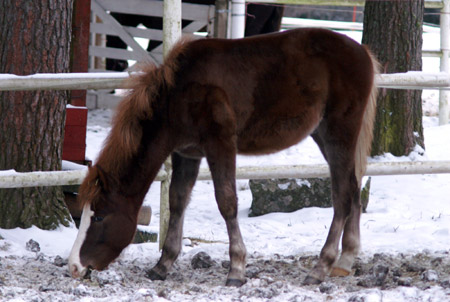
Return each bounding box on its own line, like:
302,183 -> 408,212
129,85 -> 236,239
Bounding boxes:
169,28 -> 375,156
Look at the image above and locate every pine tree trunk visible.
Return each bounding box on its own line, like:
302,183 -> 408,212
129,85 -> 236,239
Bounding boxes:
362,0 -> 425,156
0,0 -> 73,229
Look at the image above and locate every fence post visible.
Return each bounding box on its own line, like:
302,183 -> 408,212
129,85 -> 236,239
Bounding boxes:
159,160 -> 172,250
163,0 -> 182,56
214,0 -> 230,38
231,0 -> 245,38
440,0 -> 450,125
160,0 -> 182,250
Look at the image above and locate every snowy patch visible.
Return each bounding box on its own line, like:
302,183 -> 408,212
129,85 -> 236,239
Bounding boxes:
295,179 -> 311,187
277,182 -> 290,190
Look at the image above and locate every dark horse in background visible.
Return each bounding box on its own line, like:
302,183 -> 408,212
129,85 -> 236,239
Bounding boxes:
106,0 -> 284,70
69,28 -> 378,286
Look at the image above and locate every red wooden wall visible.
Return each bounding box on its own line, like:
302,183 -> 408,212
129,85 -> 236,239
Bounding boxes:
63,0 -> 91,163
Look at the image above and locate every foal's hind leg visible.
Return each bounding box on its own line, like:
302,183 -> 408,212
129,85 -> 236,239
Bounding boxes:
304,129 -> 361,284
146,152 -> 200,281
331,196 -> 361,277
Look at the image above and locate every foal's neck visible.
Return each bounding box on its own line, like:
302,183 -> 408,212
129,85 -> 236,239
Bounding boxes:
98,126 -> 173,200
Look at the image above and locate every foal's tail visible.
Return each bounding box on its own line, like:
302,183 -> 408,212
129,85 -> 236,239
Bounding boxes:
355,50 -> 380,186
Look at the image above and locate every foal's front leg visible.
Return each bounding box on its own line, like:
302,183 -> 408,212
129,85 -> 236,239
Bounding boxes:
147,153 -> 200,281
206,143 -> 247,287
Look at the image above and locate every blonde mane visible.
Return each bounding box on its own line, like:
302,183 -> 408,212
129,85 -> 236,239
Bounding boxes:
94,39 -> 189,176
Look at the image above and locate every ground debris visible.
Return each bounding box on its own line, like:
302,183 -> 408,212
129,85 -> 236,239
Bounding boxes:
0,251 -> 448,301
25,239 -> 40,253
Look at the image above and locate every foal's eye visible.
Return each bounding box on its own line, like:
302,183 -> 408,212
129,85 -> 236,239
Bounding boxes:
92,216 -> 104,223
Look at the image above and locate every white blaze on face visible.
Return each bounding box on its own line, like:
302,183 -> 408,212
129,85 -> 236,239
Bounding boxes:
68,203 -> 94,278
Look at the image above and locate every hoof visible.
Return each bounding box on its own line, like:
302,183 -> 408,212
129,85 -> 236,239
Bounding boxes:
303,275 -> 323,285
145,269 -> 166,281
330,267 -> 351,277
225,278 -> 246,287
83,267 -> 93,280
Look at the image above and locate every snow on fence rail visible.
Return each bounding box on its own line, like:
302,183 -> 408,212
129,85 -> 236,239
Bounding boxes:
2,161 -> 450,189
2,71 -> 450,91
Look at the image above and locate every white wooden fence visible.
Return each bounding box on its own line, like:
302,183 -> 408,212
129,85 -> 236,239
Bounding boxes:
2,161 -> 450,189
2,70 -> 450,91
89,0 -> 214,69
1,69 -> 450,190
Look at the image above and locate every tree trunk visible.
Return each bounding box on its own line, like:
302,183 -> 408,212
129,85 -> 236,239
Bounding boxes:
362,0 -> 425,156
0,0 -> 73,229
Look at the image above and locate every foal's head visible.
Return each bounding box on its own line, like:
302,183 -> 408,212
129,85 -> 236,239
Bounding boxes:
68,166 -> 138,278
68,41 -> 188,278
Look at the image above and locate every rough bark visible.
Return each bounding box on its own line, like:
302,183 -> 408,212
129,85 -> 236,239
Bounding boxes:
362,0 -> 425,156
0,0 -> 73,229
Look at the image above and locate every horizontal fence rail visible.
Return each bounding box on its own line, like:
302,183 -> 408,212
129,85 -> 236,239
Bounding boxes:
0,170 -> 89,189
377,72 -> 450,90
246,0 -> 445,9
1,161 -> 450,188
282,17 -> 441,34
2,71 -> 450,91
0,72 -> 130,91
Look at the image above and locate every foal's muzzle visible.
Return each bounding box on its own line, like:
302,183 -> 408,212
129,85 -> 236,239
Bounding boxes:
70,262 -> 87,279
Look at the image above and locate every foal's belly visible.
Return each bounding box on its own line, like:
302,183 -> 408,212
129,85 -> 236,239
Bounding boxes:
175,146 -> 205,159
233,81 -> 326,155
236,114 -> 321,155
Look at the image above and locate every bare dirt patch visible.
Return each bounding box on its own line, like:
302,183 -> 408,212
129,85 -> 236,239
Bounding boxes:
1,248 -> 449,301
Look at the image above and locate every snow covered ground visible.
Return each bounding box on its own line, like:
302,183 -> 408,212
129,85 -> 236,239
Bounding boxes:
0,31 -> 449,301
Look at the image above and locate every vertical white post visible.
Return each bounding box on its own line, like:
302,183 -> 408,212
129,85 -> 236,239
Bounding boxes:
160,0 -> 181,250
231,0 -> 245,39
159,160 -> 172,250
214,0 -> 230,38
163,0 -> 182,57
439,0 -> 450,125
